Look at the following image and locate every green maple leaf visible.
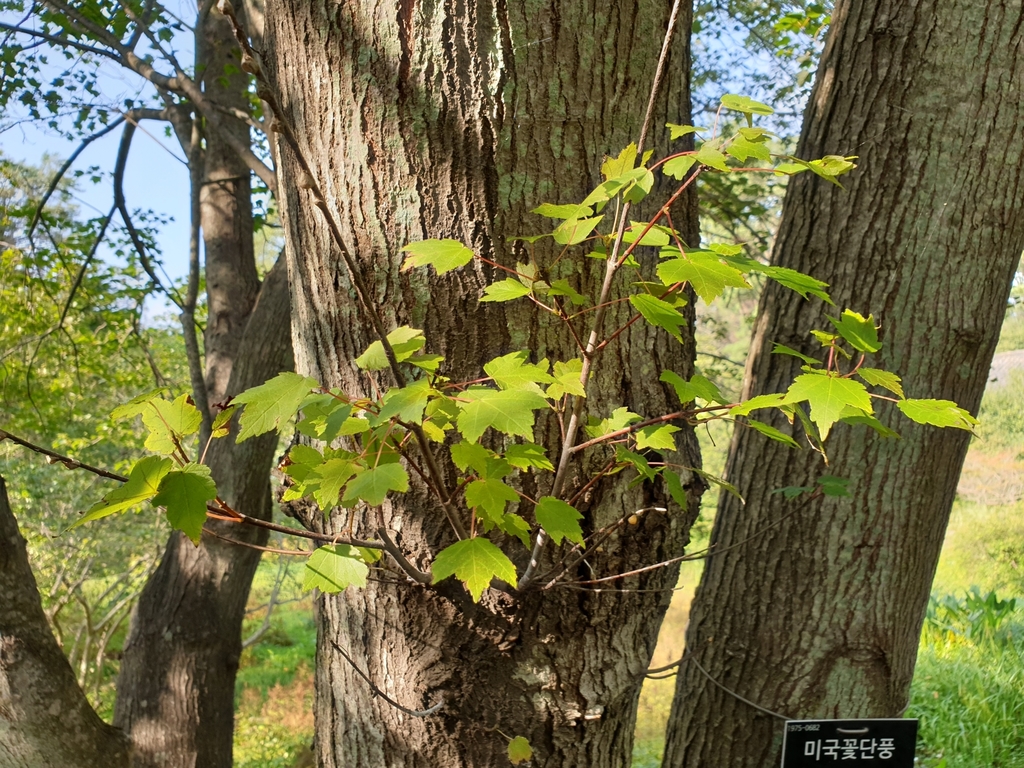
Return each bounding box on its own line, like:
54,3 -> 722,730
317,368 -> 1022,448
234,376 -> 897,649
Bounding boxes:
548,279 -> 588,305
535,496 -> 584,546
307,457 -> 359,510
857,367 -> 905,398
456,387 -> 548,443
480,278 -> 531,303
616,447 -> 656,482
546,359 -> 586,400
621,221 -> 672,247
586,406 -> 641,439
630,293 -> 687,342
730,393 -> 787,417
746,419 -> 800,448
432,537 -> 517,601
762,266 -> 832,304
553,215 -> 604,245
897,399 -> 978,431
783,372 -> 873,439
601,143 -> 638,180
695,143 -> 730,172
153,462 -> 218,544
343,463 -> 409,506
505,443 -> 554,472
210,405 -> 238,438
78,455 -> 173,525
354,326 -> 426,370
726,135 -> 770,163
233,372 -> 319,442
532,202 -> 593,220
508,736 -> 533,765
303,544 -> 369,593
375,379 -> 433,425
636,424 -> 680,451
658,250 -> 749,303
465,478 -> 520,523
140,394 -> 202,455
666,123 -> 704,139
496,513 -> 532,546
110,387 -> 166,420
772,343 -> 820,365
720,93 -> 774,116
663,155 -> 698,180
400,239 -> 474,275
827,310 -> 881,353
484,351 -> 554,394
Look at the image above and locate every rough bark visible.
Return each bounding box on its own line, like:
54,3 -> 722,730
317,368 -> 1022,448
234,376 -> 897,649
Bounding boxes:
111,9 -> 294,768
663,2 -> 1024,766
263,1 -> 702,765
0,475 -> 130,768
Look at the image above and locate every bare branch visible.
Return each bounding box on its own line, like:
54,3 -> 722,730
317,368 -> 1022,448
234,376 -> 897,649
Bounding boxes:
329,638 -> 445,718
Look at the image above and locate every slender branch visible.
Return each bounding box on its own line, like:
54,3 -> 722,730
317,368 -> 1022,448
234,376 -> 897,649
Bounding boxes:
27,117 -> 126,240
0,20 -> 119,59
182,114 -> 212,439
0,428 -> 128,481
112,121 -> 186,310
329,639 -> 445,718
376,527 -> 432,584
203,526 -> 308,557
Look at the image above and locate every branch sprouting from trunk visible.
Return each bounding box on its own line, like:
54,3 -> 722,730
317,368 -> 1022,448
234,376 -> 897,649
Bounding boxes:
329,638 -> 445,718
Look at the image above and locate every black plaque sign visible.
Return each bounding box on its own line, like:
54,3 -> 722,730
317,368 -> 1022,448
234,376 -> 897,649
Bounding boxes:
781,719 -> 918,767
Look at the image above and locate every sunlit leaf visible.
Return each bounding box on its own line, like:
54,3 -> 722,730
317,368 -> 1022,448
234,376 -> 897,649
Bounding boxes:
303,544 -> 369,592
233,372 -> 319,441
400,239 -> 474,275
153,462 -> 217,544
535,497 -> 584,546
432,537 -> 518,601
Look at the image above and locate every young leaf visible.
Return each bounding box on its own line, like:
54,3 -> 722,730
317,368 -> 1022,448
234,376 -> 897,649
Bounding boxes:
547,359 -> 587,400
210,405 -> 237,438
658,250 -> 749,304
664,469 -> 688,508
548,279 -> 588,305
663,155 -> 698,180
772,343 -> 819,365
110,387 -> 166,421
817,475 -> 851,498
343,463 -> 409,506
621,222 -> 673,247
78,455 -> 173,525
488,513 -> 526,546
354,326 -> 426,370
552,215 -> 603,245
306,457 -> 359,510
720,93 -> 774,116
630,294 -> 687,343
616,447 -> 657,482
762,266 -> 832,304
746,419 -> 800,448
450,442 -> 495,474
532,202 -> 593,220
303,544 -> 369,593
730,393 -> 787,417
233,372 -> 319,441
636,424 -> 680,451
465,478 -> 520,523
586,406 -> 641,439
505,443 -> 554,472
695,143 -> 730,172
400,239 -> 475,275
296,397 -> 352,443
141,394 -> 203,455
827,310 -> 881,353
375,379 -> 432,424
601,143 -> 638,181
857,367 -> 905,398
432,537 -> 518,601
480,278 -> 531,303
152,462 -> 217,544
508,736 -> 533,765
535,497 -> 584,546
897,399 -> 978,431
726,135 -> 770,164
456,388 -> 549,443
840,411 -> 900,439
783,372 -> 873,440
666,123 -> 705,139
484,351 -> 554,393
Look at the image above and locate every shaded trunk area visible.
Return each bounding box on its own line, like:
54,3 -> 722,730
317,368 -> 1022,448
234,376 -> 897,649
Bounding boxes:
0,475 -> 129,768
263,0 -> 703,764
663,1 -> 1024,766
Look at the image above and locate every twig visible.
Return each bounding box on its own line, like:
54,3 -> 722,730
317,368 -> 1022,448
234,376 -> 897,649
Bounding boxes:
0,428 -> 129,482
329,639 -> 445,718
377,527 -> 432,584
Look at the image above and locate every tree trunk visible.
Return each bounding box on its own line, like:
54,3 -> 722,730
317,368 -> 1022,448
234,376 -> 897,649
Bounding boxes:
262,0 -> 702,765
111,9 -> 294,768
663,2 -> 1024,766
0,475 -> 129,768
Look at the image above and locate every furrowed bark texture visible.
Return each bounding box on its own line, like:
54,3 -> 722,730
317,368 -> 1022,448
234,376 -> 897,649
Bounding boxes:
263,1 -> 702,765
664,2 -> 1024,766
0,475 -> 130,768
111,10 -> 293,768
